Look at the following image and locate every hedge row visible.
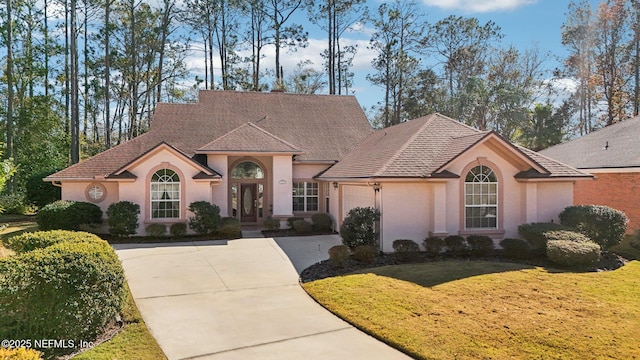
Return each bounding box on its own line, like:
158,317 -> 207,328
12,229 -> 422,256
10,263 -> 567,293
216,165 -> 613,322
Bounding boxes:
36,200 -> 102,231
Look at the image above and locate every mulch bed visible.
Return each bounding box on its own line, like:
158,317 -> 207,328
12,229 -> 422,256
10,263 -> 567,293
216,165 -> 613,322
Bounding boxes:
261,229 -> 338,237
300,250 -> 629,283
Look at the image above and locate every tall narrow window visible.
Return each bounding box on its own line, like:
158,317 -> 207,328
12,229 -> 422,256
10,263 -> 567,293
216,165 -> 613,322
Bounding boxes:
293,181 -> 319,212
151,169 -> 180,219
464,165 -> 497,229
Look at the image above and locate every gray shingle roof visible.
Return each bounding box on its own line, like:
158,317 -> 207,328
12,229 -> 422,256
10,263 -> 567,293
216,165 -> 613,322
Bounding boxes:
539,116 -> 640,169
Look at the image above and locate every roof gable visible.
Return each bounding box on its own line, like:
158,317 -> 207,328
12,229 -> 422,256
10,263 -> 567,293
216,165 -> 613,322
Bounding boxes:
198,122 -> 302,153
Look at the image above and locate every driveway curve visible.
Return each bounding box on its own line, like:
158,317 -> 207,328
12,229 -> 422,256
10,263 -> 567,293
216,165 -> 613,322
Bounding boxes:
115,236 -> 410,360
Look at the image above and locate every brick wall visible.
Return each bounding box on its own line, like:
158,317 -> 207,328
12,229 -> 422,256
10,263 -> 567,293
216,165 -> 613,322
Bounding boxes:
574,172 -> 640,233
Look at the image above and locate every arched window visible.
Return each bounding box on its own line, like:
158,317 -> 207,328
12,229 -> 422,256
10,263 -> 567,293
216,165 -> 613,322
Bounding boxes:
464,165 -> 497,229
231,161 -> 264,179
151,169 -> 180,219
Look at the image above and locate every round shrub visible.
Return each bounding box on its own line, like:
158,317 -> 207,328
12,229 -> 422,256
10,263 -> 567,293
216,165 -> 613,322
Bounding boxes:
0,233 -> 126,358
466,235 -> 495,256
444,235 -> 469,256
145,223 -> 167,237
287,216 -> 304,229
518,222 -> 575,253
544,230 -> 593,243
340,207 -> 380,249
0,347 -> 43,360
170,223 -> 187,237
351,245 -> 378,263
547,240 -> 601,268
217,217 -> 241,239
5,230 -> 102,253
423,236 -> 445,256
328,245 -> 350,268
188,201 -> 221,235
36,200 -> 102,231
293,219 -> 313,235
559,205 -> 628,250
107,201 -> 140,236
264,217 -> 280,231
393,239 -> 421,262
311,213 -> 333,232
499,238 -> 532,259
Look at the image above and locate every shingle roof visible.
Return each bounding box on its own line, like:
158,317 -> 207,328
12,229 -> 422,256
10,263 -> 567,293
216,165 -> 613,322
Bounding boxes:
47,91 -> 373,180
318,113 -> 591,180
198,122 -> 302,153
539,116 -> 640,169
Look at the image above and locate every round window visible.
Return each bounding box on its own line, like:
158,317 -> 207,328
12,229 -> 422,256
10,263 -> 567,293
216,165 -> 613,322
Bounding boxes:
86,183 -> 107,203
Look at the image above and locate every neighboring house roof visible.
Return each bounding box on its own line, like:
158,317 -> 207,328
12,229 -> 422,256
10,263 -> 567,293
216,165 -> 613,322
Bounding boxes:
539,116 -> 640,169
198,122 -> 302,153
318,113 -> 590,180
46,91 -> 373,180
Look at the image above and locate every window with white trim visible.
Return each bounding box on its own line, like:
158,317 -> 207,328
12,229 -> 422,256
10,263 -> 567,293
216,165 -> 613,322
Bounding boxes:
293,181 -> 318,212
464,165 -> 497,229
151,169 -> 180,219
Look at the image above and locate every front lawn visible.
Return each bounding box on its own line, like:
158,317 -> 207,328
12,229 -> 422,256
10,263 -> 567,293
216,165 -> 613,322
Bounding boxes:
303,261 -> 640,360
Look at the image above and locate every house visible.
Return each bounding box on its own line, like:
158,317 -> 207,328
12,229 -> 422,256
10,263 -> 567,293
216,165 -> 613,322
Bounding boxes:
539,116 -> 640,233
46,91 -> 591,251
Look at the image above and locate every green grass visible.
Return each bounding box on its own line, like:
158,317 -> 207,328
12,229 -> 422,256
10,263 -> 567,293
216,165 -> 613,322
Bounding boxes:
303,261 -> 640,360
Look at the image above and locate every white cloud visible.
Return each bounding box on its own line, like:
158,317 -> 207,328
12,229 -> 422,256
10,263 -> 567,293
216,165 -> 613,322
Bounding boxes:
422,0 -> 537,13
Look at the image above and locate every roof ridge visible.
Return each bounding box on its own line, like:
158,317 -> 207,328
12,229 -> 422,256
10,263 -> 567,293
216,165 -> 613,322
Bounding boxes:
432,112 -> 483,133
517,144 -> 586,174
244,122 -> 302,151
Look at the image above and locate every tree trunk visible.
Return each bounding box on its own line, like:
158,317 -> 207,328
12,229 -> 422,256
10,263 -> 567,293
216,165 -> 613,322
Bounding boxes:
70,0 -> 80,163
6,0 -> 14,160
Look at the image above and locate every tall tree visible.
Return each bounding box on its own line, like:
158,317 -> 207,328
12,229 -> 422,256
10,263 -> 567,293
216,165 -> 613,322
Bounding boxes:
5,0 -> 15,161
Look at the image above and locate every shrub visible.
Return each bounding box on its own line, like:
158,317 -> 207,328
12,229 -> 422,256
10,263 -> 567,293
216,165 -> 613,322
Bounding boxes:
630,230 -> 640,250
264,217 -> 280,231
0,347 -> 43,360
499,238 -> 532,259
328,245 -> 350,268
352,245 -> 378,263
287,216 -> 304,229
393,239 -> 420,262
518,222 -> 575,251
311,213 -> 333,232
217,217 -> 241,239
466,235 -> 495,256
188,201 -> 221,235
340,207 -> 380,249
293,219 -> 313,235
25,169 -> 61,208
5,230 -> 101,253
559,205 -> 628,249
444,235 -> 469,256
0,193 -> 31,215
423,236 -> 445,256
547,240 -> 601,268
0,232 -> 126,358
107,201 -> 140,236
145,223 -> 167,237
544,230 -> 593,243
170,223 -> 187,237
36,200 -> 103,231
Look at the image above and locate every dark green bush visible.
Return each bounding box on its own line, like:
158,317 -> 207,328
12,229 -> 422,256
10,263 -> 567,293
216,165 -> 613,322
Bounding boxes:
499,238 -> 532,259
287,216 -> 304,229
547,240 -> 601,268
36,200 -> 103,231
518,222 -> 575,251
340,207 -> 380,249
559,205 -> 628,249
188,201 -> 222,235
311,213 -> 333,232
351,245 -> 378,263
444,235 -> 469,256
328,245 -> 350,268
0,193 -> 31,215
170,223 -> 187,237
544,230 -> 593,243
0,232 -> 126,358
5,230 -> 101,253
145,223 -> 167,237
393,239 -> 421,262
630,230 -> 640,250
217,217 -> 241,239
466,235 -> 495,256
107,201 -> 140,236
25,169 -> 61,208
423,236 -> 445,256
293,219 -> 313,235
264,217 -> 280,231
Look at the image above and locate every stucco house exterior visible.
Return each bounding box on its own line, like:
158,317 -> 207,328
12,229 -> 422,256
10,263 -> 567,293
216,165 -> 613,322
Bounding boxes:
46,91 -> 591,252
539,116 -> 640,233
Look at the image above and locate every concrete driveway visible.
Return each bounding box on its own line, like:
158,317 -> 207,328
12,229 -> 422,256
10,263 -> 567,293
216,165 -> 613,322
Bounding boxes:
115,235 -> 410,360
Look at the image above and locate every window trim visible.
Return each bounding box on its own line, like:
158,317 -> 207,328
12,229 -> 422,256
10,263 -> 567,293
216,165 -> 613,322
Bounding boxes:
464,165 -> 498,230
146,164 -> 185,221
85,183 -> 107,203
458,159 -> 504,235
293,181 -> 319,213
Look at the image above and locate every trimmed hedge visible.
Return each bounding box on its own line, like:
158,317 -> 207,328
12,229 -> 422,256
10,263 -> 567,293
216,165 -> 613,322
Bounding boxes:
518,222 -> 575,251
352,245 -> 378,263
547,240 -> 601,268
0,231 -> 126,357
444,235 -> 469,256
145,223 -> 167,237
544,230 -> 593,243
287,216 -> 304,229
467,235 -> 495,256
107,201 -> 140,236
340,207 -> 380,249
393,239 -> 420,261
499,238 -> 532,259
559,205 -> 628,249
631,230 -> 640,250
264,217 -> 280,231
293,219 -> 313,235
328,245 -> 350,268
217,217 -> 241,239
423,236 -> 445,256
311,213 -> 333,232
170,223 -> 187,237
188,201 -> 221,235
4,230 -> 101,253
36,200 -> 102,231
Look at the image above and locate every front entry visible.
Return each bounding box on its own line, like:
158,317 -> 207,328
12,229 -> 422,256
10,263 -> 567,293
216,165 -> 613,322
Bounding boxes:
240,183 -> 257,223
